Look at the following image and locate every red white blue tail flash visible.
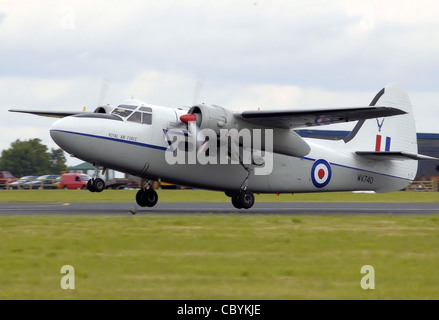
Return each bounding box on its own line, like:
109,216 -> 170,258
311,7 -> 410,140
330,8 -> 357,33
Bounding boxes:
375,135 -> 391,151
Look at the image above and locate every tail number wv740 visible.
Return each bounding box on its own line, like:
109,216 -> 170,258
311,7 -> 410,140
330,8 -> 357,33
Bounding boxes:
358,174 -> 374,184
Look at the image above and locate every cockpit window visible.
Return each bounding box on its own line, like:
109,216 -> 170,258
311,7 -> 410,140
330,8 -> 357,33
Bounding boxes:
112,107 -> 134,118
139,106 -> 152,112
128,112 -> 142,123
117,105 -> 137,110
112,104 -> 153,124
142,113 -> 152,125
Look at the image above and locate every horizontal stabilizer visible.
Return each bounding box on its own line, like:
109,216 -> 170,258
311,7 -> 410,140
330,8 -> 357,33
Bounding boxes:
9,109 -> 88,118
356,151 -> 439,161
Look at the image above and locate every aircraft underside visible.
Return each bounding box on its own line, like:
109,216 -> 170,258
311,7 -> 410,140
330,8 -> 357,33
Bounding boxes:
50,126 -> 414,209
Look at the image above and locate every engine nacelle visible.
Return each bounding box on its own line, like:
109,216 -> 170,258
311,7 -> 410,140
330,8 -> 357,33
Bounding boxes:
187,104 -> 237,134
93,104 -> 114,114
183,104 -> 310,158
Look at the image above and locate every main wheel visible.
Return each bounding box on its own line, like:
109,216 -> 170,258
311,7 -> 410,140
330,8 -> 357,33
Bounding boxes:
231,192 -> 243,209
136,189 -> 158,207
239,190 -> 255,209
144,189 -> 158,207
231,190 -> 255,209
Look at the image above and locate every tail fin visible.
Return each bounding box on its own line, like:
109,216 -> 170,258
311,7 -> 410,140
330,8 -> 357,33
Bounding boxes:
345,83 -> 420,187
344,83 -> 417,154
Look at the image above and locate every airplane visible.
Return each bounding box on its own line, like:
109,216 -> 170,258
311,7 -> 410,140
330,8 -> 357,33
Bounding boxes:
9,83 -> 438,210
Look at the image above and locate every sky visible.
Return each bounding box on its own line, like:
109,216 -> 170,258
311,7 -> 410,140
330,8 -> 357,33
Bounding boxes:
1,0 -> 439,167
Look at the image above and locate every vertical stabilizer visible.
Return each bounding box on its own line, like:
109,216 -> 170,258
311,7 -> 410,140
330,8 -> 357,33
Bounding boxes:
345,83 -> 419,187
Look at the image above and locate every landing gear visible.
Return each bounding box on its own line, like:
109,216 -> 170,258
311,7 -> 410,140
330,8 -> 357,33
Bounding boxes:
231,190 -> 255,209
87,178 -> 105,192
135,180 -> 158,207
86,164 -> 106,192
136,189 -> 158,207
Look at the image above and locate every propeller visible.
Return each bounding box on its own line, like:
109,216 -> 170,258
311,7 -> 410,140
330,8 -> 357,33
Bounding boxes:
179,112 -> 207,152
85,78 -> 112,113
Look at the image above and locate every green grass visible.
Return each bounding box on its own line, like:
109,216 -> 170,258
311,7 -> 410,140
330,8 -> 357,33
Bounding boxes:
1,214 -> 439,299
0,189 -> 438,203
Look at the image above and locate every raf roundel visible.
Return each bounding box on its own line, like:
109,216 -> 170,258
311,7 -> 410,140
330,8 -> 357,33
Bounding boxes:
311,159 -> 332,188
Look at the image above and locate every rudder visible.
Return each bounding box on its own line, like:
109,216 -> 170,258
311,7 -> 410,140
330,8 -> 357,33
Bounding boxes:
344,83 -> 417,155
345,84 -> 419,188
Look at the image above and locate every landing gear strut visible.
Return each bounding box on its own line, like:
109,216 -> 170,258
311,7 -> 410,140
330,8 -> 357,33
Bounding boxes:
136,180 -> 158,207
228,162 -> 255,209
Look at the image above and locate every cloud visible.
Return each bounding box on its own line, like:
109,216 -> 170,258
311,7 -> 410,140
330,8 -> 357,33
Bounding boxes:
1,0 -> 438,90
1,0 -> 439,166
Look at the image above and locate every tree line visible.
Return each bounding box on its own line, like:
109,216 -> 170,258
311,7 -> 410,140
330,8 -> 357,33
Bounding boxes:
0,138 -> 67,177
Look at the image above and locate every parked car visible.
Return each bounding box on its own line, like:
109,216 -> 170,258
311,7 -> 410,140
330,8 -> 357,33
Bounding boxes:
60,173 -> 91,190
9,176 -> 38,189
24,175 -> 60,189
0,171 -> 17,189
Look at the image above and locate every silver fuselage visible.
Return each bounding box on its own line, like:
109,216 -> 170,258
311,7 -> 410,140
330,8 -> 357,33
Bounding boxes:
50,102 -> 415,194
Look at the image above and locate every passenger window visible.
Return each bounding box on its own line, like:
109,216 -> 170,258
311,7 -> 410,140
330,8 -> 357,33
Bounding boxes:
128,112 -> 142,123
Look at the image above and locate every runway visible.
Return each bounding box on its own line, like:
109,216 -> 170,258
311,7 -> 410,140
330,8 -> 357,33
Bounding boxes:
0,202 -> 438,215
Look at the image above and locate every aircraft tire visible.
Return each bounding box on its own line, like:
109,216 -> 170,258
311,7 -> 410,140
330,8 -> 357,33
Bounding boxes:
136,189 -> 158,207
231,190 -> 255,209
231,192 -> 243,209
87,179 -> 96,192
93,178 -> 105,193
239,190 -> 255,209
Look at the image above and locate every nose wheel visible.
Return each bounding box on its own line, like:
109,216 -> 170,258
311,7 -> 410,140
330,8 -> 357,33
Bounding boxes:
87,178 -> 106,192
87,164 -> 106,192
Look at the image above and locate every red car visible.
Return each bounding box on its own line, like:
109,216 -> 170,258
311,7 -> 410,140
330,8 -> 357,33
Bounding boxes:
0,171 -> 18,189
60,173 -> 91,190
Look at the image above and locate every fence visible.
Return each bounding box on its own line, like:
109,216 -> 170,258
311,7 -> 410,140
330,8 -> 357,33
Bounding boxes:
405,180 -> 438,192
2,178 -> 438,192
1,178 -> 59,190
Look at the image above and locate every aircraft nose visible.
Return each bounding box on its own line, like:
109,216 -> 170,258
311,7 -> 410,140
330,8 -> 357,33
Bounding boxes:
50,117 -> 78,153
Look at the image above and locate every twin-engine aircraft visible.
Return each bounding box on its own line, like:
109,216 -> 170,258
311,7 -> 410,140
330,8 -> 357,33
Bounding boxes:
10,83 -> 438,209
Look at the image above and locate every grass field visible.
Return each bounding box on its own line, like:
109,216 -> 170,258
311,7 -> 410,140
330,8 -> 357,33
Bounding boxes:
1,189 -> 439,203
1,214 -> 439,299
1,189 -> 438,300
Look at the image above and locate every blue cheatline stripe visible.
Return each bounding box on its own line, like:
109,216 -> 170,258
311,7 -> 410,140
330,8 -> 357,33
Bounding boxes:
301,156 -> 411,182
53,129 -> 411,182
50,129 -> 168,151
385,136 -> 392,151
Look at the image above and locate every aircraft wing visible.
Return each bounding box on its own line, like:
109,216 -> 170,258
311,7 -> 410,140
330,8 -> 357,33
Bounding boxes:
9,109 -> 89,118
236,106 -> 406,129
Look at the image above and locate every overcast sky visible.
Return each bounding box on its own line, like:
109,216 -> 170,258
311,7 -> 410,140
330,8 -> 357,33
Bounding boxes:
1,0 -> 439,166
